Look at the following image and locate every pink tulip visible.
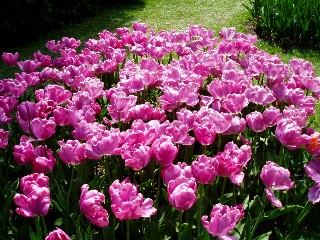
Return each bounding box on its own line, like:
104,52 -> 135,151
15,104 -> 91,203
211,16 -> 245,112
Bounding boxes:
85,129 -> 121,160
305,157 -> 320,183
222,93 -> 249,114
1,52 -> 19,66
246,111 -> 268,132
109,178 -> 157,220
202,203 -> 244,239
35,84 -> 72,105
61,37 -> 81,49
32,145 -> 56,173
0,129 -> 9,148
59,140 -> 86,165
17,101 -> 37,122
245,85 -> 275,106
161,162 -> 193,184
17,59 -> 42,73
14,136 -> 36,165
45,228 -> 70,240
275,119 -> 310,150
132,22 -> 148,33
223,116 -> 246,135
260,161 -> 294,208
194,122 -> 216,145
191,155 -> 218,184
120,143 -> 152,171
19,173 -> 49,194
305,157 -> 320,204
167,176 -> 197,211
151,136 -> 178,166
31,117 -> 56,140
215,142 -> 252,186
263,106 -> 282,126
159,120 -> 195,145
14,173 -> 50,217
80,184 -> 109,227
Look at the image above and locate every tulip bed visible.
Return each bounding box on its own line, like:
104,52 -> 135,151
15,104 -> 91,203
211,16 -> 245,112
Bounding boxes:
1,23 -> 320,239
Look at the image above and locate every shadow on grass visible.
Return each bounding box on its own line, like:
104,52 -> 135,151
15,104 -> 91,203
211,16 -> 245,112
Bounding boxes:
0,1 -> 145,79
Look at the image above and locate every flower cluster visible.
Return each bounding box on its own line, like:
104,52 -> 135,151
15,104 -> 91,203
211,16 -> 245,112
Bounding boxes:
2,22 -> 320,238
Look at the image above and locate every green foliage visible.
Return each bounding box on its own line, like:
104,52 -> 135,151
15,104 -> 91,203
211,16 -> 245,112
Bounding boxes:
244,0 -> 320,50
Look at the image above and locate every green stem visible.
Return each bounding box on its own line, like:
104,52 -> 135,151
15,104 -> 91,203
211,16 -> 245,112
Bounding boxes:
66,165 -> 75,232
112,216 -> 116,240
197,184 -> 204,240
155,164 -> 162,209
221,177 -> 227,197
41,216 -> 48,236
104,156 -> 112,185
76,212 -> 83,240
35,216 -> 42,240
178,211 -> 183,240
127,220 -> 130,240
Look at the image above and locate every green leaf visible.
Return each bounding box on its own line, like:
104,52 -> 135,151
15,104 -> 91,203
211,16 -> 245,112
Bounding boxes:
54,217 -> 63,227
253,231 -> 272,240
274,227 -> 284,240
285,231 -> 320,240
263,205 -> 303,221
248,195 -> 263,219
28,226 -> 37,240
180,223 -> 194,240
243,195 -> 250,210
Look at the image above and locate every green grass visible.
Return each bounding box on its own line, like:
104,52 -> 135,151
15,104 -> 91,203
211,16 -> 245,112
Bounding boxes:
1,0 -> 320,128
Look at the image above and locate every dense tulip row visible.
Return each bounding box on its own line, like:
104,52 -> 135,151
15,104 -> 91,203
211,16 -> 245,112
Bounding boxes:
1,22 -> 320,239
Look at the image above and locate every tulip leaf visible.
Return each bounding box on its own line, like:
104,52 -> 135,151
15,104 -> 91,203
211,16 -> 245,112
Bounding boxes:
253,231 -> 272,240
263,205 -> 303,221
28,226 -> 37,240
54,217 -> 63,226
248,195 -> 263,218
285,231 -> 320,240
180,223 -> 193,240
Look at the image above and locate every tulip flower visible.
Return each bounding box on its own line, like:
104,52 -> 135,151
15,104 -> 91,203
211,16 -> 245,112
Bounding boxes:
1,52 -> 19,66
80,184 -> 109,227
246,111 -> 268,132
191,155 -> 218,184
275,118 -> 310,150
31,117 -> 56,140
109,178 -> 157,220
260,161 -> 294,208
167,176 -> 197,211
0,129 -> 9,148
151,136 -> 178,166
202,203 -> 245,239
215,142 -> 252,186
161,162 -> 193,184
305,157 -> 320,204
45,228 -> 70,240
58,140 -> 86,165
14,173 -> 50,217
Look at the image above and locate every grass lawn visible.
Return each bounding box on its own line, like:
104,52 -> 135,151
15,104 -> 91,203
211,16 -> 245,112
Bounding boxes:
1,0 -> 320,127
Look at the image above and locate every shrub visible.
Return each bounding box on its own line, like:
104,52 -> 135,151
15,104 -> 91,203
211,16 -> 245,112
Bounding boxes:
244,0 -> 320,50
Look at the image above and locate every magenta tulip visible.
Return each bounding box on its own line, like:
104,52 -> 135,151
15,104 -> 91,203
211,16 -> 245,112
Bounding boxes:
260,161 -> 294,208
167,176 -> 197,211
45,228 -> 70,240
202,203 -> 245,239
80,184 -> 109,227
109,178 -> 157,220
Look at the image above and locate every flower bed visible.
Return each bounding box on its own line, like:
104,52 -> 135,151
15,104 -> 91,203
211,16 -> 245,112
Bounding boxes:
1,23 -> 320,239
